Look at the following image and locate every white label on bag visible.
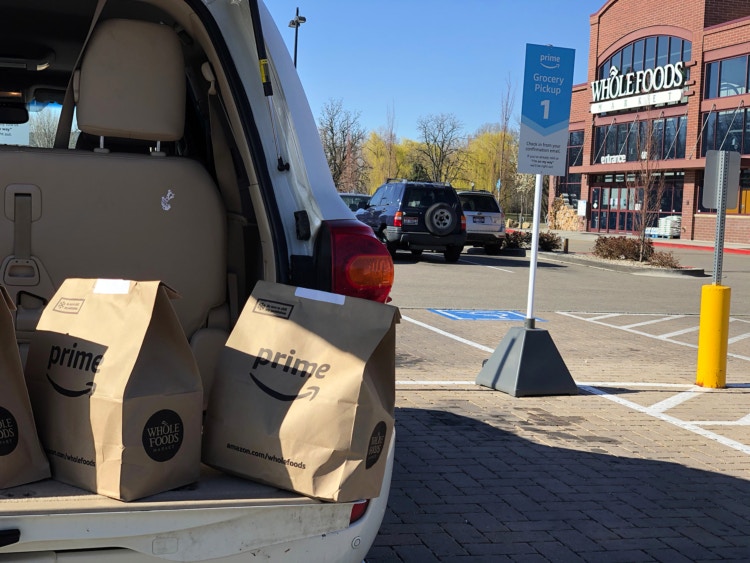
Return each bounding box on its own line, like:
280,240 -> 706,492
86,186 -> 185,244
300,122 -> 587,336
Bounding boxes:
93,279 -> 131,294
295,287 -> 345,305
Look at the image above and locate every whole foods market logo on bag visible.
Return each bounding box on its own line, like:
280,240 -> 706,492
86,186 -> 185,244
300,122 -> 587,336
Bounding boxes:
0,407 -> 19,456
0,285 -> 50,488
366,421 -> 387,469
142,409 -> 184,462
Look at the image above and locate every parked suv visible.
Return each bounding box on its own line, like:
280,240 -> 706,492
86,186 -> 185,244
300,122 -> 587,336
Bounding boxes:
358,181 -> 466,262
458,190 -> 506,255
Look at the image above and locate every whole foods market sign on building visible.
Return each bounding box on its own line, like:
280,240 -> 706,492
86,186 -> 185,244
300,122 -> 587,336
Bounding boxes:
590,62 -> 686,114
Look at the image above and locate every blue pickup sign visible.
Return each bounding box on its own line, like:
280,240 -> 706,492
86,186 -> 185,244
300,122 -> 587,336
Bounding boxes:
518,44 -> 575,177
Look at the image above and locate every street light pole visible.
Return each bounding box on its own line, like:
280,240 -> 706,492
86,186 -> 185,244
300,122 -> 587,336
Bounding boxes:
288,7 -> 306,68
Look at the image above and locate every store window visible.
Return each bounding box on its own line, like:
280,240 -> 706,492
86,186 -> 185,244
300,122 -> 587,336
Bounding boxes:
704,55 -> 749,99
557,130 -> 584,202
594,116 -> 687,163
701,108 -> 747,155
599,35 -> 691,79
698,170 -> 750,214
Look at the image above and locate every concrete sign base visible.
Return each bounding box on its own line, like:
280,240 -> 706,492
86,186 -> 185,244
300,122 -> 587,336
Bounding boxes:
475,327 -> 578,397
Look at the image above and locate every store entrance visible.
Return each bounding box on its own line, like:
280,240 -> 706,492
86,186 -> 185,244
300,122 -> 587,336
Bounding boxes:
589,185 -> 641,233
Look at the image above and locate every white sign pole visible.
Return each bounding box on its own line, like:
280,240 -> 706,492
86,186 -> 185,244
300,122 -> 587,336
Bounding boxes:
475,43 -> 578,397
525,173 -> 544,328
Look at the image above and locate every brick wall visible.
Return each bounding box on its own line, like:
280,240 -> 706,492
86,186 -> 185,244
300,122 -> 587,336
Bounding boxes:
693,215 -> 750,243
591,0 -> 704,75
703,19 -> 750,51
705,0 -> 750,28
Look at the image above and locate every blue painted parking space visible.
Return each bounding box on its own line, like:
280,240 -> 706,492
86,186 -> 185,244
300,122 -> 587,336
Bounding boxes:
429,309 -> 546,322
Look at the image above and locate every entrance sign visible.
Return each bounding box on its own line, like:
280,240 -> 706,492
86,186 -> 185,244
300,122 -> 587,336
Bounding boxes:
518,44 -> 575,176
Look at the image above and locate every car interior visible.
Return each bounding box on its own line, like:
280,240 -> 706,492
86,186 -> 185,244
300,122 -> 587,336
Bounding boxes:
0,0 -> 269,399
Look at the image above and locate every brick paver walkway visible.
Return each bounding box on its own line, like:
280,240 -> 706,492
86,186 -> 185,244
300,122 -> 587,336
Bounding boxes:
367,309 -> 750,562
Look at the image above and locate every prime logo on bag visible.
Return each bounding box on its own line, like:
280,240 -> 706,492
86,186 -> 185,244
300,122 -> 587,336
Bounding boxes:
45,342 -> 102,397
249,347 -> 326,401
203,281 -> 400,503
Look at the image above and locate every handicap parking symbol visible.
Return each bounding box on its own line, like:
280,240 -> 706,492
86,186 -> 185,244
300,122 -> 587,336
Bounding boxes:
429,309 -> 545,322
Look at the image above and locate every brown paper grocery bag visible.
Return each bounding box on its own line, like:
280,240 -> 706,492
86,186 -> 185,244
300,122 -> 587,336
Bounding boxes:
0,286 -> 50,489
203,281 -> 399,502
25,279 -> 202,501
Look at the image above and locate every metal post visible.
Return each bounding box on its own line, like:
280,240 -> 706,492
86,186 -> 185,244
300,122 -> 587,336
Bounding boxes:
713,151 -> 728,284
525,173 -> 544,329
288,8 -> 306,68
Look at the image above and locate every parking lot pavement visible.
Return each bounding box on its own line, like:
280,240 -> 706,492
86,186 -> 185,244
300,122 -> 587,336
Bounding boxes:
367,309 -> 750,562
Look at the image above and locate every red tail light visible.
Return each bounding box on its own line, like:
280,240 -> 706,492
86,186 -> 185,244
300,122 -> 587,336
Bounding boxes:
393,211 -> 403,228
460,214 -> 466,230
327,220 -> 394,303
349,500 -> 370,524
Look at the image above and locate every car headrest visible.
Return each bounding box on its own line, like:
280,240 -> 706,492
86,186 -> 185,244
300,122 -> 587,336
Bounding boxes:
75,19 -> 185,142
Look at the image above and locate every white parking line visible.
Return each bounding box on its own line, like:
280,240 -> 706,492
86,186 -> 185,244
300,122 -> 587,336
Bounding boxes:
401,315 -> 495,353
587,313 -> 623,321
657,326 -> 700,339
648,386 -> 705,413
578,385 -> 750,456
558,311 -> 750,361
729,332 -> 750,345
622,315 -> 686,329
459,258 -> 514,273
400,313 -> 750,455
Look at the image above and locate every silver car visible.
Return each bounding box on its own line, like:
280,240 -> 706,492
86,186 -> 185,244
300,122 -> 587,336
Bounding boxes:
458,191 -> 506,255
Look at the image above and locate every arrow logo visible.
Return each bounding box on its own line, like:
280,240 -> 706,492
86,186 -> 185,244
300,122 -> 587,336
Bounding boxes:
46,373 -> 93,397
250,373 -> 320,401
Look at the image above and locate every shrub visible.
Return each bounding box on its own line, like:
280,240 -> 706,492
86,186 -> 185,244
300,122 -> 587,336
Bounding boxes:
593,235 -> 653,261
592,235 -> 681,268
505,230 -> 532,249
538,231 -> 562,251
649,250 -> 681,269
505,230 -> 561,251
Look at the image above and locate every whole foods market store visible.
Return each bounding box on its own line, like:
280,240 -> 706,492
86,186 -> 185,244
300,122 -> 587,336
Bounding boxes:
553,0 -> 750,243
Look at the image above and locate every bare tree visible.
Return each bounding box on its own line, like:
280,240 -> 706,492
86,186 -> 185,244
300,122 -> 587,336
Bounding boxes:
318,98 -> 368,192
383,102 -> 397,180
628,117 -> 668,261
514,172 -> 536,224
498,74 -> 517,208
28,110 -> 58,148
415,113 -> 467,183
29,109 -> 80,148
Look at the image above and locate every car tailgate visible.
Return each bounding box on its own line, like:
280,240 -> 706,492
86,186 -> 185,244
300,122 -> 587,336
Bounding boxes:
0,466 -> 352,561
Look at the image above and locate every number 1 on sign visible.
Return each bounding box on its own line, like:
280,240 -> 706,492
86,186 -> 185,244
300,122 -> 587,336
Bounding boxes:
540,99 -> 550,119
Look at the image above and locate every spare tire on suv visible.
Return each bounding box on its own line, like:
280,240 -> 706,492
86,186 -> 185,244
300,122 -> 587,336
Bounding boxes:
356,180 -> 467,263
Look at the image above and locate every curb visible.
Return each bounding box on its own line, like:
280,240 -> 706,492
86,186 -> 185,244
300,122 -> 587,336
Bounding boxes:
652,240 -> 750,255
538,251 -> 707,277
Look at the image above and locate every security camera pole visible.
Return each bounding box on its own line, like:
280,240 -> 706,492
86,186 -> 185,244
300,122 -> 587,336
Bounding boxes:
476,43 -> 578,397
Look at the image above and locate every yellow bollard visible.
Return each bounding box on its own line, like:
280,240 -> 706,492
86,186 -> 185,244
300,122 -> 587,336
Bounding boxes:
696,284 -> 731,388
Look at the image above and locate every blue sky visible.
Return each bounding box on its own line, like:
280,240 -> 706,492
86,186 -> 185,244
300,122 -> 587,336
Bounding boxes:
266,1 -> 605,140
